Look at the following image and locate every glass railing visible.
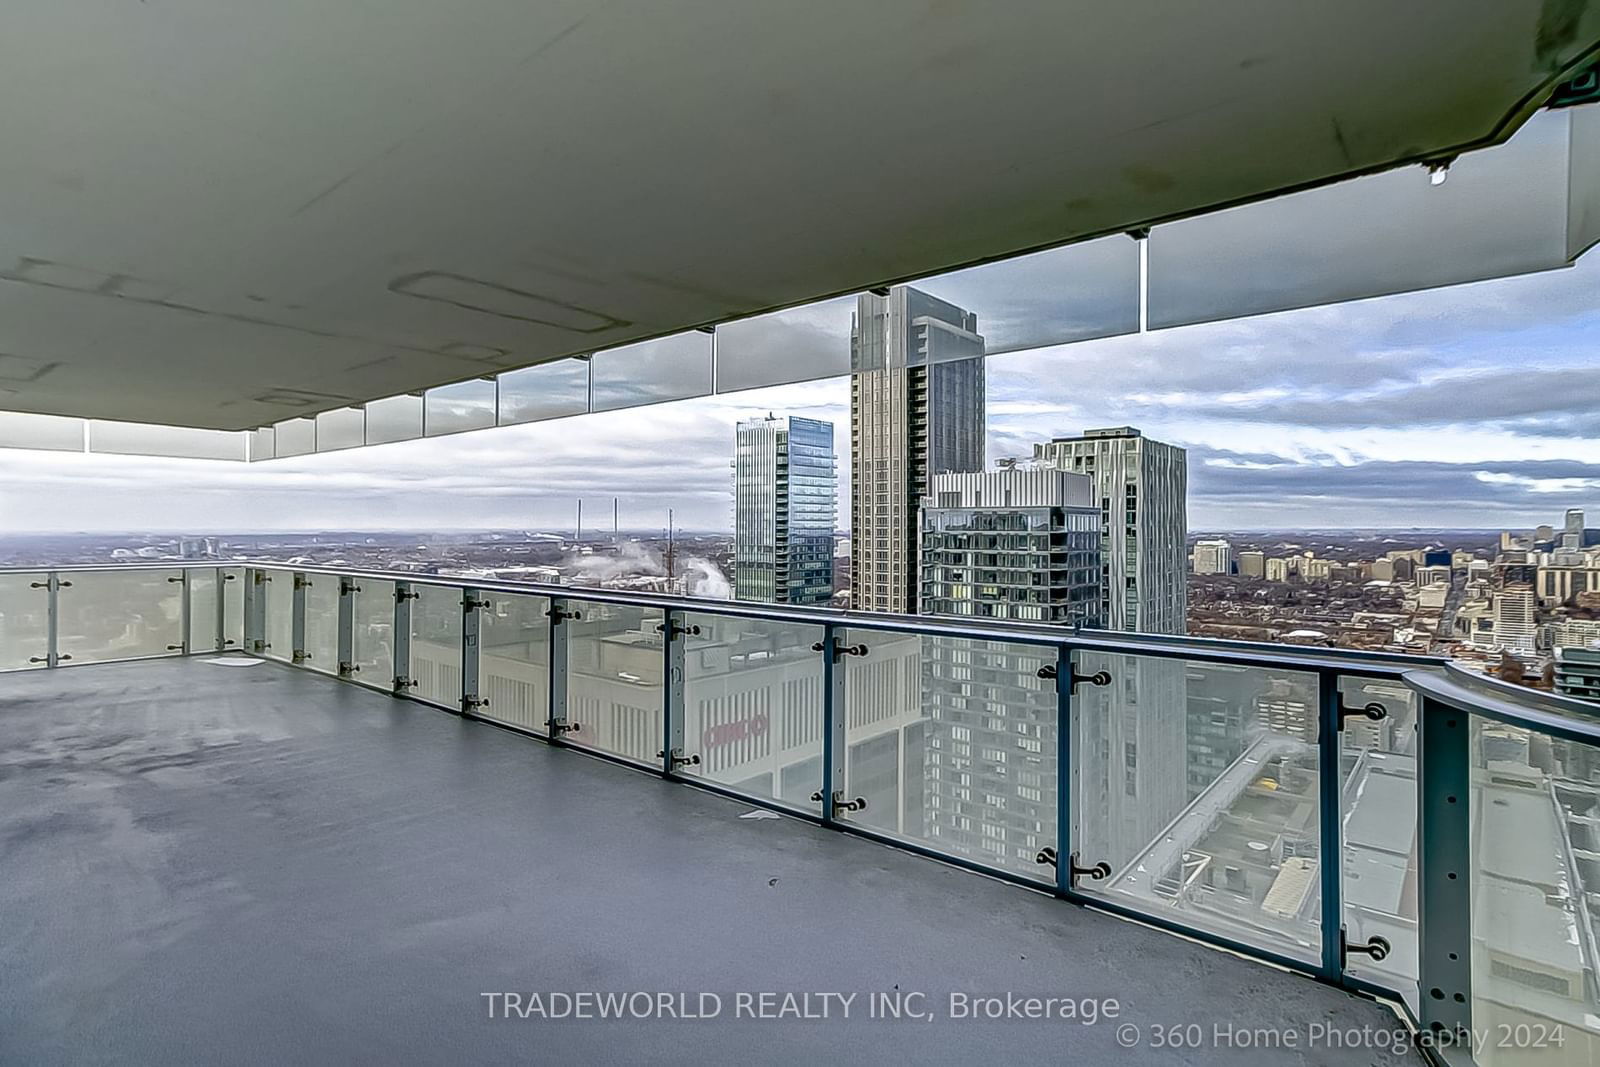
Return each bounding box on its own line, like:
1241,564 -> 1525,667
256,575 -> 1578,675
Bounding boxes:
7,561 -> 1600,1065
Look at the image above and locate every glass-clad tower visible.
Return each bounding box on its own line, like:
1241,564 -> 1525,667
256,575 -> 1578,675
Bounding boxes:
733,415 -> 836,605
851,285 -> 986,615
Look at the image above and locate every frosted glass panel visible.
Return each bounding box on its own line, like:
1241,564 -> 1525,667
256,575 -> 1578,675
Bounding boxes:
187,568 -> 220,652
1571,102 -> 1600,260
480,593 -> 551,734
714,295 -> 857,393
1149,109 -> 1573,329
564,599 -> 663,764
89,421 -> 248,461
314,407 -> 365,452
0,573 -> 50,669
424,379 -> 497,437
679,613 -> 825,810
365,394 -> 423,445
407,584 -> 462,707
263,571 -> 294,662
590,331 -> 711,413
272,418 -> 315,458
301,573 -> 340,674
249,426 -> 275,461
350,579 -> 395,689
1072,652 -> 1323,966
0,412 -> 83,453
497,359 -> 590,424
909,234 -> 1139,355
837,630 -> 1058,881
57,569 -> 184,664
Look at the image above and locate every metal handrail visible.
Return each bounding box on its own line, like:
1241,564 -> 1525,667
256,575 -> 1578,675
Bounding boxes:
6,558 -> 1442,678
1406,661 -> 1600,746
19,559 -> 1600,741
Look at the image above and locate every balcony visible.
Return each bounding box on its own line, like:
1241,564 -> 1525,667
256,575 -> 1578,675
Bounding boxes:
8,563 -> 1600,1063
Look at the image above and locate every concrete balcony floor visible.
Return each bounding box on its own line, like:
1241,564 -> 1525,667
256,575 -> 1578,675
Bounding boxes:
0,657 -> 1421,1065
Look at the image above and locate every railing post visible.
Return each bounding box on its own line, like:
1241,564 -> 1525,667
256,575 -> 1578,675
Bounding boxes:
461,587 -> 483,716
1317,669 -> 1345,982
819,622 -> 846,827
547,597 -> 573,740
290,572 -> 308,665
392,581 -> 414,695
1054,643 -> 1075,898
44,571 -> 60,668
178,569 -> 192,655
216,567 -> 229,652
661,609 -> 689,776
245,569 -> 266,655
1417,695 -> 1473,1050
337,577 -> 356,677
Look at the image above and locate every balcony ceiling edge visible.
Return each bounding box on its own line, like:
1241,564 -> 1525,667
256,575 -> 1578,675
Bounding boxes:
0,2 -> 1597,431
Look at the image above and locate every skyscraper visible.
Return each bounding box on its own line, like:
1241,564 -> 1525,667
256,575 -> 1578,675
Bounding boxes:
916,466 -> 1101,874
1192,539 -> 1234,576
1494,585 -> 1537,654
1031,428 -> 1189,876
733,415 -> 836,605
1565,508 -> 1586,550
850,285 -> 985,615
1032,427 -> 1188,635
919,467 -> 1102,626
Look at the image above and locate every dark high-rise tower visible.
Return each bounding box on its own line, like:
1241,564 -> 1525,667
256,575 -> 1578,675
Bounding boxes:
850,285 -> 985,615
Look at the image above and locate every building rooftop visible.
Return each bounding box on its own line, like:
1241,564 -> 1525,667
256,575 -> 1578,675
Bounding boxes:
1,656 -> 1418,1064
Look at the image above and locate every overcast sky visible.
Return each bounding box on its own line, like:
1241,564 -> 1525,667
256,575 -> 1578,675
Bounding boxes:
2,249 -> 1598,536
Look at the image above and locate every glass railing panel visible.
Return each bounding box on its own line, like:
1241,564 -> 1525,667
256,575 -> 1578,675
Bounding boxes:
87,421 -> 248,461
1470,713 -> 1600,1065
364,394 -> 423,446
313,407 -> 365,453
220,568 -> 244,651
301,573 -> 341,675
1071,652 -> 1322,965
248,426 -> 275,461
564,599 -> 663,765
1339,675 -> 1419,1012
0,411 -> 84,453
1572,101 -> 1600,261
479,593 -> 552,735
350,579 -> 394,690
497,359 -> 590,425
272,418 -> 315,458
589,331 -> 712,413
57,569 -> 184,664
713,294 -> 857,393
677,612 -> 825,809
1147,108 -> 1572,330
186,568 -> 220,653
423,379 -> 497,437
904,234 -> 1139,356
0,573 -> 50,670
839,628 -> 1058,882
263,570 -> 294,662
407,584 -> 462,708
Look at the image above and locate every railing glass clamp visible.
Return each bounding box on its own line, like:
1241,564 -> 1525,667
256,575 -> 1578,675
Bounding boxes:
1068,852 -> 1111,889
812,790 -> 868,817
811,640 -> 867,662
1338,701 -> 1387,726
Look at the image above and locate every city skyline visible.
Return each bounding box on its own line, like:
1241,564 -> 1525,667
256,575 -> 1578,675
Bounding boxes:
0,250 -> 1598,534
